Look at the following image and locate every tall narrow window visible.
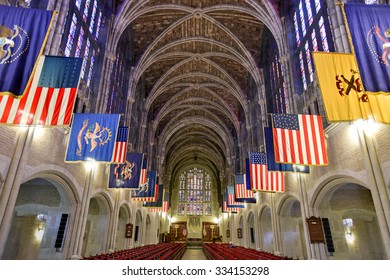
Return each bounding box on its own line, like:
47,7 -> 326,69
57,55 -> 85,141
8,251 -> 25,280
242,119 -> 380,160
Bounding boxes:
291,0 -> 334,94
61,0 -> 103,89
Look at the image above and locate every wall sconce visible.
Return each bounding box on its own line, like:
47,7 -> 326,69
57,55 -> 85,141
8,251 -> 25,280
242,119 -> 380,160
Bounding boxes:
345,231 -> 354,243
37,214 -> 46,232
343,218 -> 354,243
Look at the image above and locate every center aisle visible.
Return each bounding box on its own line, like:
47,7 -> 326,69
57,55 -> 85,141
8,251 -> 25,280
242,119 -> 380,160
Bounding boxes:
180,247 -> 208,260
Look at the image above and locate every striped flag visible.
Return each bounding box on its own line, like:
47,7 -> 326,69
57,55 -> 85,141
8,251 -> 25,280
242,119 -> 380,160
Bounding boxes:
140,155 -> 148,184
149,190 -> 169,213
249,152 -> 285,192
0,56 -> 83,126
234,174 -> 256,203
271,113 -> 328,166
264,127 -> 309,173
163,191 -> 169,212
111,127 -> 128,163
222,192 -> 240,213
227,186 -> 244,208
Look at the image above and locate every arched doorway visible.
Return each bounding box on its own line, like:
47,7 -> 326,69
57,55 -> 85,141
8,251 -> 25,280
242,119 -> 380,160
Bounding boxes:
247,212 -> 256,249
316,183 -> 385,259
133,210 -> 143,247
3,177 -> 74,260
279,197 -> 307,259
115,205 -> 130,250
259,207 -> 273,253
81,196 -> 111,257
238,215 -> 244,247
145,214 -> 151,245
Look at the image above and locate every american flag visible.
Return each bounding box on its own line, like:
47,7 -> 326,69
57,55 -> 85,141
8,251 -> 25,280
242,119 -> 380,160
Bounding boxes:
163,191 -> 169,212
0,56 -> 82,126
111,127 -> 128,163
222,200 -> 240,213
140,155 -> 148,184
272,114 -> 328,165
234,174 -> 255,199
249,152 -> 285,192
227,186 -> 244,207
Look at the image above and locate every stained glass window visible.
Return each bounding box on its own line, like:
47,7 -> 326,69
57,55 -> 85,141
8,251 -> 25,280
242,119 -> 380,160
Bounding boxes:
83,0 -> 91,22
62,0 -> 103,90
64,14 -> 77,57
319,16 -> 329,52
306,0 -> 313,25
75,0 -> 82,10
293,12 -> 300,47
292,0 -> 334,94
75,28 -> 84,57
177,167 -> 212,216
298,1 -> 306,37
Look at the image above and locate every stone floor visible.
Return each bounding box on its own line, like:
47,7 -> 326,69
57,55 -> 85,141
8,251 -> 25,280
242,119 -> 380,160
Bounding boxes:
180,247 -> 207,260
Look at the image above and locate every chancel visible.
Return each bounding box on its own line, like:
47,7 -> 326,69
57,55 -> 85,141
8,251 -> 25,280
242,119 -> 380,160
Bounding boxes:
0,0 -> 389,261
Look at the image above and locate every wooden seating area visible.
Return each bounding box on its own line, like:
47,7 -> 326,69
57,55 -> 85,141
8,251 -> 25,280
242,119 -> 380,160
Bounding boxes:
82,242 -> 187,260
202,243 -> 292,260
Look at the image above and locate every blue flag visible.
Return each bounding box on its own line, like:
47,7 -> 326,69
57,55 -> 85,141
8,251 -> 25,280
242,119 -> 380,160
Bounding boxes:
65,113 -> 120,162
131,170 -> 157,201
264,127 -> 309,173
143,185 -> 164,207
344,3 -> 390,94
0,5 -> 55,97
108,153 -> 143,188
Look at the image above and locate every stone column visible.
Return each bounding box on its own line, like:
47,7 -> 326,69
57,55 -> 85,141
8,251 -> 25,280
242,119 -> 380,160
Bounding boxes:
356,125 -> 390,259
70,164 -> 95,259
0,127 -> 34,258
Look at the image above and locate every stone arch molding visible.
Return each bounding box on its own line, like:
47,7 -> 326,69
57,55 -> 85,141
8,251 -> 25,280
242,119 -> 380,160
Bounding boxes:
310,170 -> 372,213
21,165 -> 82,205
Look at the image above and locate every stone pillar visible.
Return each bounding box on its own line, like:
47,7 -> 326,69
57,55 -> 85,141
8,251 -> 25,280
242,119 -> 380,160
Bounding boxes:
296,173 -> 316,259
70,165 -> 95,259
0,127 -> 34,258
356,125 -> 390,259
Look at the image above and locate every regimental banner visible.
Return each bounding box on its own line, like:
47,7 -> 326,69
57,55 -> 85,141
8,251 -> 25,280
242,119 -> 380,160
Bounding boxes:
143,185 -> 164,208
0,55 -> 83,126
131,170 -> 158,202
108,152 -> 143,189
343,3 -> 390,94
0,6 -> 55,98
65,113 -> 120,162
312,51 -> 373,122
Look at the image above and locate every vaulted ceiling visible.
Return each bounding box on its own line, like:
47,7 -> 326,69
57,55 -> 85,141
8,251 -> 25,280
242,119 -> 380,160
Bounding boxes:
111,0 -> 284,194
